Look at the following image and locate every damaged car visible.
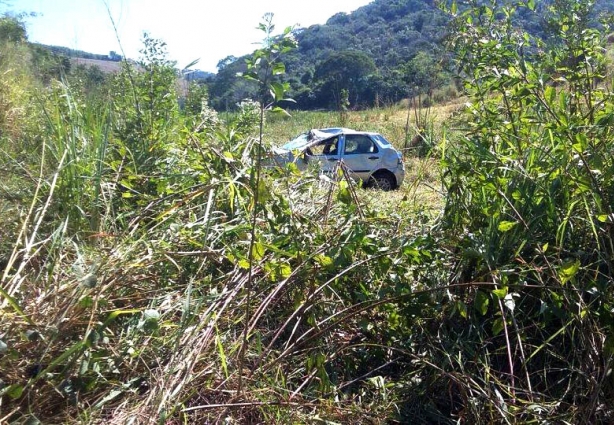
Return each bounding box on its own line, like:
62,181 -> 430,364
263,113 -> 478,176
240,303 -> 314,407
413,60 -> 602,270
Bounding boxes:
270,128 -> 405,191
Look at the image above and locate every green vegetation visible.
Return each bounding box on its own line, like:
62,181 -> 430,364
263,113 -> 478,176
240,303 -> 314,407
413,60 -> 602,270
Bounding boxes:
206,0 -> 614,111
2,1 -> 614,423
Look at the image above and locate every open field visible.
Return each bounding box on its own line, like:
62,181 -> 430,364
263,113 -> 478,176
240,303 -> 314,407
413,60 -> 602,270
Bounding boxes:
262,103 -> 453,217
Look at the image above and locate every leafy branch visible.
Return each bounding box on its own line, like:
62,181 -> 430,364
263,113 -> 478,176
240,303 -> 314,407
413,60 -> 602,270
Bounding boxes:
237,12 -> 297,396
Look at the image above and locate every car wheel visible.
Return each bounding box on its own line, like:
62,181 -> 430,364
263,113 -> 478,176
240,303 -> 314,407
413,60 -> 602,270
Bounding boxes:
371,172 -> 396,191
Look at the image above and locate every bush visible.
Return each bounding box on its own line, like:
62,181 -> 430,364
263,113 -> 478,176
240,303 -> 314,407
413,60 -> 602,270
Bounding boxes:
439,0 -> 614,420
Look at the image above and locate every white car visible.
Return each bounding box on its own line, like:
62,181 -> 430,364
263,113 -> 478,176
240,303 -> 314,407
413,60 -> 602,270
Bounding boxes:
272,128 -> 405,190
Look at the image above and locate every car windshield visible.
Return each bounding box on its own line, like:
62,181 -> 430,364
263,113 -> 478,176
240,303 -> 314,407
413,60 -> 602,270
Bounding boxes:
282,133 -> 310,151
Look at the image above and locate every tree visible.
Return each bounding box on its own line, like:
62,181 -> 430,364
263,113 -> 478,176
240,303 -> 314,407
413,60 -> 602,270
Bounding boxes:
216,55 -> 238,71
207,55 -> 257,111
183,81 -> 209,118
236,12 -> 297,396
0,15 -> 26,43
112,33 -> 179,175
314,50 -> 376,109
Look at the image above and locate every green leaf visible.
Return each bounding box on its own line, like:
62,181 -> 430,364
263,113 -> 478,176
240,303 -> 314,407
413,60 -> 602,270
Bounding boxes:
597,214 -> 610,223
286,162 -> 300,175
270,106 -> 291,116
314,254 -> 333,267
270,82 -> 286,102
278,263 -> 292,279
475,290 -> 489,316
105,309 -> 140,324
251,242 -> 266,261
492,287 -> 508,299
456,300 -> 468,318
143,309 -> 160,322
337,185 -> 352,205
272,62 -> 286,75
94,389 -> 123,409
140,309 -> 160,332
545,85 -> 555,103
559,259 -> 580,283
241,73 -> 259,83
6,384 -> 23,399
527,0 -> 536,11
498,221 -> 518,232
216,333 -> 229,379
257,180 -> 271,202
492,317 -> 505,335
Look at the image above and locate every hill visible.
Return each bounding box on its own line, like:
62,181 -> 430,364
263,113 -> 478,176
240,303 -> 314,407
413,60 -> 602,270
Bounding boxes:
36,43 -> 123,62
207,0 -> 447,111
206,0 -> 614,111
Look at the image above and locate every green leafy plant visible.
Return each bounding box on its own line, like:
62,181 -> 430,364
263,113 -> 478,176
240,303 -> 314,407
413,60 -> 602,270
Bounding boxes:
112,33 -> 180,177
236,12 -> 297,395
438,0 -> 614,420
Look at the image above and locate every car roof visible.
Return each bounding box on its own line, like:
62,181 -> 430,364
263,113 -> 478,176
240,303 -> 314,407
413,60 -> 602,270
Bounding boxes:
280,128 -> 382,151
318,128 -> 378,135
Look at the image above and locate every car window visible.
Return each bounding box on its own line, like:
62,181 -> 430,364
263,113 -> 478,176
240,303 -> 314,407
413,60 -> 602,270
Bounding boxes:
308,137 -> 339,156
372,134 -> 392,147
343,135 -> 379,155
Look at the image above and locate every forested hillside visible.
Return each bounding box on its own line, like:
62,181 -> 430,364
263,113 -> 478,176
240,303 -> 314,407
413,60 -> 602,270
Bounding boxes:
208,0 -> 448,110
207,0 -> 614,110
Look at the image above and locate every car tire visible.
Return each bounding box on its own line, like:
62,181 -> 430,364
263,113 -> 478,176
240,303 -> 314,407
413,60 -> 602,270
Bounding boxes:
370,172 -> 396,191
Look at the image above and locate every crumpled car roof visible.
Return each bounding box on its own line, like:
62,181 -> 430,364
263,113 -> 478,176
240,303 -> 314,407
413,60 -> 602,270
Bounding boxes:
280,128 -> 355,152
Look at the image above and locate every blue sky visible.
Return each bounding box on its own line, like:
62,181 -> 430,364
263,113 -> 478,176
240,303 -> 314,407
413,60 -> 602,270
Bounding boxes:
9,0 -> 373,72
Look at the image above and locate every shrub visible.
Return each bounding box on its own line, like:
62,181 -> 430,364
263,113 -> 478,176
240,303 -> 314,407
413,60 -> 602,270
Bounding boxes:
439,0 -> 614,420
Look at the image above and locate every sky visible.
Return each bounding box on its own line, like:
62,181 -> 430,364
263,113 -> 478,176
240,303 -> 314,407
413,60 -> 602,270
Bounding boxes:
9,0 -> 373,72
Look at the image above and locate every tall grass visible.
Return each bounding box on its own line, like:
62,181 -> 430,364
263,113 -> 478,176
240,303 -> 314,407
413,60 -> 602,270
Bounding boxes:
2,3 -> 614,423
0,27 -> 444,423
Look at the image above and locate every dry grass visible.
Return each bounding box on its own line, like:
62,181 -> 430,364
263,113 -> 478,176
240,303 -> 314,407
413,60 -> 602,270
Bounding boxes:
266,99 -> 462,149
359,156 -> 443,220
0,64 -> 458,420
71,58 -> 123,73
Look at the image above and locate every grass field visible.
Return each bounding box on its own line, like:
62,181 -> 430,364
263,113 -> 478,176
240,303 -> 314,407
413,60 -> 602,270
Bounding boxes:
0,87 -> 454,421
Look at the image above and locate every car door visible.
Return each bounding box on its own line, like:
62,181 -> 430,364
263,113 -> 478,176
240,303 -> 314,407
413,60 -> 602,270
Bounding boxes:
340,134 -> 382,181
304,136 -> 341,176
